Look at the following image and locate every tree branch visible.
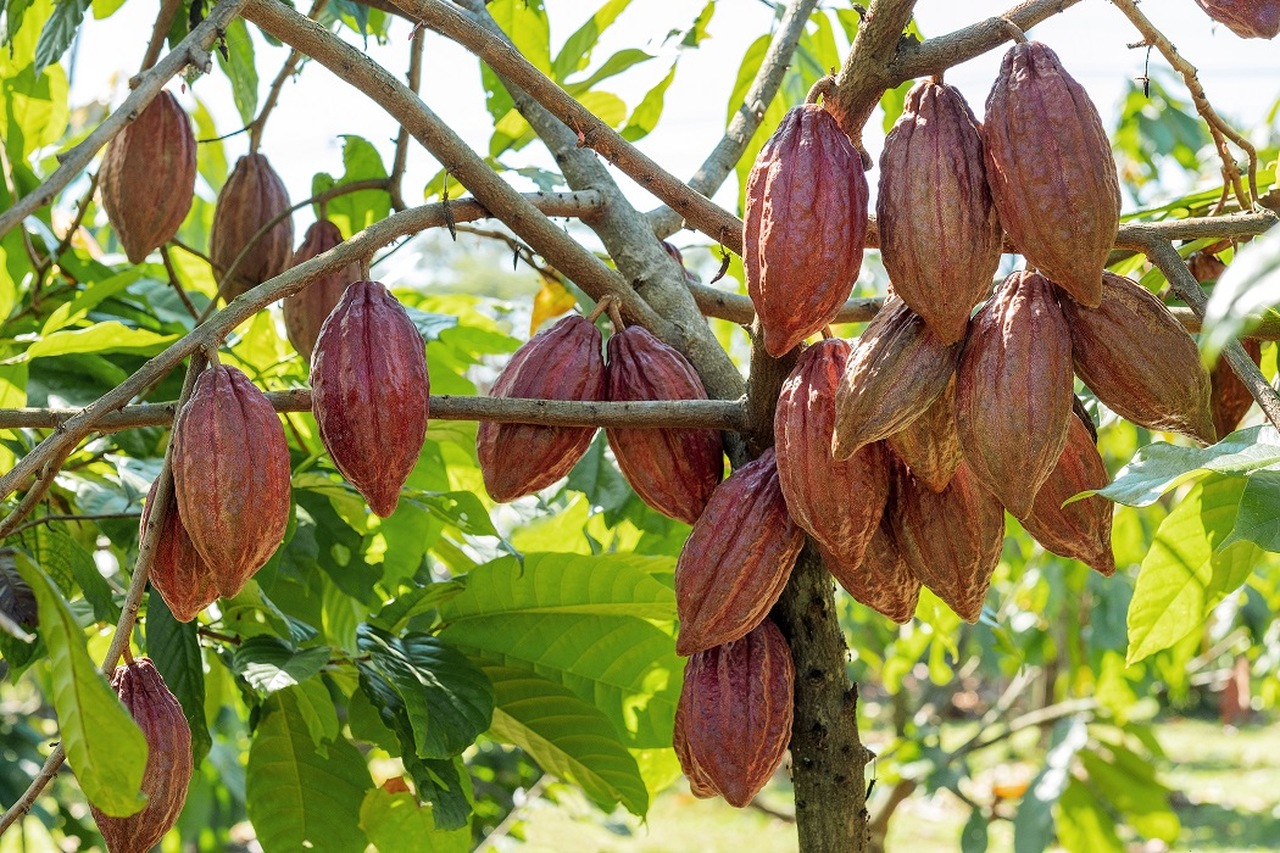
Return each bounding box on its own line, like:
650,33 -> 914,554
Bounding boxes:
389,30 -> 425,212
138,0 -> 184,73
823,0 -> 919,156
247,0 -> 328,153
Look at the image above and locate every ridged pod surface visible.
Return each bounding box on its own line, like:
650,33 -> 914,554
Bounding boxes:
141,481 -> 217,622
605,326 -> 723,524
172,365 -> 291,598
210,154 -> 293,299
674,449 -> 804,656
818,518 -> 920,624
983,41 -> 1120,307
672,619 -> 794,808
1211,338 -> 1262,438
1016,414 -> 1115,575
878,80 -> 1002,344
744,104 -> 868,356
476,315 -> 606,502
89,658 -> 192,853
312,281 -> 429,518
775,338 -> 889,566
1194,0 -> 1280,38
893,459 -> 1005,623
1060,272 -> 1217,444
886,376 -> 962,493
284,220 -> 362,362
956,271 -> 1074,517
99,91 -> 196,264
833,297 -> 962,460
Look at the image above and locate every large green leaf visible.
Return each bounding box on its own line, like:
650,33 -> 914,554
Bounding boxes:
144,593 -> 212,763
232,636 -> 332,694
1012,718 -> 1088,853
1095,426 -> 1280,506
16,322 -> 179,361
245,690 -> 372,853
215,18 -> 258,127
35,526 -> 118,623
1078,747 -> 1180,842
32,0 -> 88,75
358,788 -> 470,853
14,553 -> 148,817
553,0 -> 633,81
310,134 -> 389,238
622,62 -> 676,142
1200,227 -> 1280,363
487,0 -> 551,74
485,663 -> 648,816
1055,779 -> 1125,853
1223,468 -> 1280,552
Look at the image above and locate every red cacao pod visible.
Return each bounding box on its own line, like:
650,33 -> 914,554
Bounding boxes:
604,326 -> 723,524
476,315 -> 606,502
955,271 -> 1074,518
209,153 -> 293,299
674,448 -> 804,656
775,338 -> 889,566
1015,413 -> 1115,575
1059,272 -> 1217,444
983,41 -> 1120,307
892,459 -> 1005,623
878,79 -> 1002,344
172,365 -> 292,598
1195,0 -> 1280,38
886,376 -> 962,494
90,658 -> 193,853
673,618 -> 794,808
818,517 -> 920,624
99,91 -> 196,264
141,481 -> 218,623
744,104 -> 868,357
832,296 -> 962,460
311,281 -> 429,518
284,220 -> 361,362
1211,338 -> 1262,438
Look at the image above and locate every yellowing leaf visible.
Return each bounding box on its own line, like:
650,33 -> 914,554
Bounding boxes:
531,279 -> 577,334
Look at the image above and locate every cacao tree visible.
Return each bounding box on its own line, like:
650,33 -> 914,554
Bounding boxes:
1,0 -> 1280,851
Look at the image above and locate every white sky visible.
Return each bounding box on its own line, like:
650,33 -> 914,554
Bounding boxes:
64,1 -> 1280,236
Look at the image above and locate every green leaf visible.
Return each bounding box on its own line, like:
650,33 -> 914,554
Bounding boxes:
232,636 -> 332,694
1224,468 -> 1280,552
410,490 -> 500,538
313,135 -> 390,237
245,690 -> 373,853
1200,227 -> 1280,363
15,322 -> 179,361
566,48 -> 653,95
1012,718 -> 1088,853
1096,426 -> 1280,506
35,526 -> 118,623
621,63 -> 676,142
1077,748 -> 1180,842
487,0 -> 551,74
40,268 -> 144,335
216,18 -> 259,127
144,593 -> 212,763
357,625 -> 494,759
374,580 -> 467,633
553,0 -> 633,81
1127,477 -> 1258,664
13,553 -> 147,817
485,663 -> 648,815
358,788 -> 470,853
960,807 -> 989,853
1055,779 -> 1125,853
2,14 -> 70,159
32,0 -> 89,75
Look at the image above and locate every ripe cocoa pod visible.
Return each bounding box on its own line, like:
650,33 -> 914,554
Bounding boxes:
209,153 -> 293,299
312,281 -> 429,518
892,459 -> 1005,623
141,481 -> 218,623
832,296 -> 962,460
878,79 -> 1002,344
744,104 -> 868,357
1059,272 -> 1217,445
172,365 -> 291,598
90,658 -> 193,853
99,91 -> 196,264
886,377 -> 962,494
604,326 -> 723,524
673,618 -> 793,808
955,271 -> 1074,518
1211,338 -> 1262,438
476,315 -> 606,502
284,220 -> 361,362
818,517 -> 920,624
1015,413 -> 1115,575
674,448 -> 804,656
1195,0 -> 1280,38
775,338 -> 889,566
983,41 -> 1120,307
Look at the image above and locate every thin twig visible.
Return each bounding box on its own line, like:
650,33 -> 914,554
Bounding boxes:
388,29 -> 425,212
247,0 -> 329,153
9,512 -> 143,537
42,171 -> 100,273
138,0 -> 184,73
160,245 -> 202,321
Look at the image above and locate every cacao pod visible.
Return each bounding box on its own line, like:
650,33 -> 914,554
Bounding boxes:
312,281 -> 429,518
1211,338 -> 1262,438
775,338 -> 889,566
209,153 -> 293,299
818,517 -> 920,624
983,41 -> 1120,307
284,220 -> 362,362
476,314 -> 606,502
604,325 -> 723,524
673,618 -> 794,808
1060,272 -> 1217,444
99,91 -> 196,264
141,481 -> 218,623
172,365 -> 292,598
674,448 -> 804,656
955,271 -> 1074,518
878,79 -> 1002,344
90,658 -> 192,853
832,296 -> 962,460
744,104 -> 868,357
1195,0 -> 1280,38
892,459 -> 1005,623
886,376 -> 963,493
1015,413 -> 1115,575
